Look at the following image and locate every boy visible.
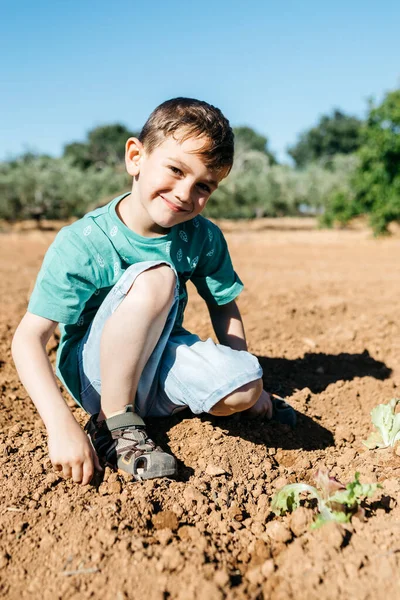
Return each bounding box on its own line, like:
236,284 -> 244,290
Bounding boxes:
12,98 -> 292,486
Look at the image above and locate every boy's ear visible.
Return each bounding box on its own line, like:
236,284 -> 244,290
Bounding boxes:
125,137 -> 144,176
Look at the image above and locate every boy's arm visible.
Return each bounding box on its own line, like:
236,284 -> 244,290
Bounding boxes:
207,299 -> 248,351
11,312 -> 101,484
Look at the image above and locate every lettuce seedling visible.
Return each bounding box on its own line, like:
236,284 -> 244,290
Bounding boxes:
363,398 -> 400,449
271,469 -> 380,529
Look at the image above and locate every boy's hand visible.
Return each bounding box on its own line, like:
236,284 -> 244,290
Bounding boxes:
48,420 -> 102,485
243,389 -> 273,419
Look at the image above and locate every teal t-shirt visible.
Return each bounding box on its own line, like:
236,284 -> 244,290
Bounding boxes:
28,193 -> 244,402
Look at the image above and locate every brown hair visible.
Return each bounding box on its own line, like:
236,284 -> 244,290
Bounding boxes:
139,97 -> 234,175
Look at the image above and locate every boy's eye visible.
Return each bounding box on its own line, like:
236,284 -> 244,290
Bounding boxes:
169,166 -> 183,176
197,182 -> 211,193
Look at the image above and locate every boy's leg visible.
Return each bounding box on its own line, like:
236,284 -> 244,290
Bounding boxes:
150,333 -> 265,417
152,332 -> 294,425
99,264 -> 176,419
207,378 -> 269,417
79,261 -> 179,480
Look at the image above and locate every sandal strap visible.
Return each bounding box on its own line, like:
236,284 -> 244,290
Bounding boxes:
105,411 -> 145,431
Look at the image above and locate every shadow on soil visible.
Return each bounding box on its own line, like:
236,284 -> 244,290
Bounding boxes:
256,349 -> 391,397
147,350 -> 391,479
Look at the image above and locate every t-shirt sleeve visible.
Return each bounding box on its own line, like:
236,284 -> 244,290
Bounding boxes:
28,229 -> 99,324
191,221 -> 244,306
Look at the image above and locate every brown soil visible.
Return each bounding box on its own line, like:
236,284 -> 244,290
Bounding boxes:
0,221 -> 399,600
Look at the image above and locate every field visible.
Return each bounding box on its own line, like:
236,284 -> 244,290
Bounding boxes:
0,219 -> 399,600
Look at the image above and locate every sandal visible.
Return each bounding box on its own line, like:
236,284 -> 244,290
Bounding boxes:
85,407 -> 177,481
271,396 -> 297,428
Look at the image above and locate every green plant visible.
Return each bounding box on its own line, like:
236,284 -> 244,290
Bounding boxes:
271,469 -> 380,528
363,398 -> 400,449
321,89 -> 400,235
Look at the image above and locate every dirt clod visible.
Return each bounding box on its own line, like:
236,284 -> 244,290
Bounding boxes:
152,510 -> 179,531
264,521 -> 292,543
205,464 -> 227,476
289,507 -> 314,537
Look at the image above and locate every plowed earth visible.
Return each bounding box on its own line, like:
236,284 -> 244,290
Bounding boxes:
0,219 -> 399,600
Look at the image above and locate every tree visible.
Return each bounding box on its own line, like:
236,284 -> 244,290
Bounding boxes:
233,126 -> 277,165
350,90 -> 400,234
64,124 -> 139,169
322,89 -> 400,234
205,147 -> 355,220
288,110 -> 363,167
0,154 -> 129,221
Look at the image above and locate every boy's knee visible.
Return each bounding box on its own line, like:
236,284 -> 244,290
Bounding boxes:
209,378 -> 263,416
127,265 -> 176,311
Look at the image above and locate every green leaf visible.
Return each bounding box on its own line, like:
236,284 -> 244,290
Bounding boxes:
329,472 -> 380,509
363,398 -> 400,448
271,483 -> 321,516
362,430 -> 385,450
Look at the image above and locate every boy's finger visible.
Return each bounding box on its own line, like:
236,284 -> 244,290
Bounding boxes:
72,463 -> 83,483
82,459 -> 94,486
62,465 -> 72,478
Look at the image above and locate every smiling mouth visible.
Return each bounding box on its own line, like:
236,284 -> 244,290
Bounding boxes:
161,196 -> 190,213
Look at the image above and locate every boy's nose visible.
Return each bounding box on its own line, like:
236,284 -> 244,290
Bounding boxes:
174,181 -> 193,204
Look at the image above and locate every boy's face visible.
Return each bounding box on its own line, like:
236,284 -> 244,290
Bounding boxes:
126,134 -> 223,233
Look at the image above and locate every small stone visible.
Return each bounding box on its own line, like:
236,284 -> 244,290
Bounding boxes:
108,481 -> 122,495
205,464 -> 227,476
395,445 -> 400,457
264,521 -> 292,543
152,510 -> 179,531
228,504 -> 244,522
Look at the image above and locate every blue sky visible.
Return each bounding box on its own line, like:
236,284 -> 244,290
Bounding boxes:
1,0 -> 399,162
